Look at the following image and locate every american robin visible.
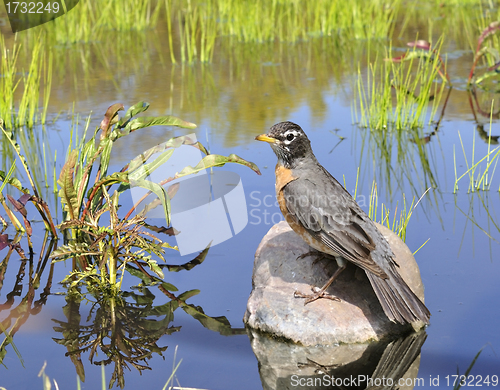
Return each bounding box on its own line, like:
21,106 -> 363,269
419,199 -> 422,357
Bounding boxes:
255,121 -> 430,325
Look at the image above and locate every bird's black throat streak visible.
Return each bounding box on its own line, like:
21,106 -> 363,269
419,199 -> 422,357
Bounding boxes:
270,143 -> 294,169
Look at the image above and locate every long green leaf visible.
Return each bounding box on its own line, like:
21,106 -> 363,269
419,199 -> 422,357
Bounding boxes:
75,133 -> 98,207
454,348 -> 484,390
177,289 -> 200,301
117,101 -> 150,128
98,138 -> 113,178
124,135 -> 208,176
130,178 -> 171,225
128,149 -> 175,182
0,170 -> 26,193
57,150 -> 79,220
176,153 -> 261,178
120,115 -> 197,136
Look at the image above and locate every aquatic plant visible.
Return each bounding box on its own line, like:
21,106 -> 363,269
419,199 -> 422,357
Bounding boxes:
50,102 -> 260,296
0,34 -> 52,129
40,0 -> 162,45
453,128 -> 500,193
44,0 -> 99,44
100,0 -> 162,31
356,37 -> 450,131
0,121 -> 58,241
454,97 -> 500,194
168,0 -> 400,63
348,168 -> 428,245
468,21 -> 500,88
353,36 -> 451,204
452,348 -> 490,390
174,0 -> 217,63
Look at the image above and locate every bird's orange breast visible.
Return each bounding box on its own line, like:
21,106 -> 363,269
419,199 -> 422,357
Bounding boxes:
275,164 -> 336,255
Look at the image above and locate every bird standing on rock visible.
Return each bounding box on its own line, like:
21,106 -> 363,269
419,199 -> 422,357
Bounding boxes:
255,121 -> 430,325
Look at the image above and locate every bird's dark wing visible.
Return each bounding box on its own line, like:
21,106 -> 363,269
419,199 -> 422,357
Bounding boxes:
283,164 -> 430,324
282,166 -> 389,278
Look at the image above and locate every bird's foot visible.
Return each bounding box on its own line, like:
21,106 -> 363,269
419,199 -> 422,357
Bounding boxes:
294,286 -> 341,304
297,357 -> 340,374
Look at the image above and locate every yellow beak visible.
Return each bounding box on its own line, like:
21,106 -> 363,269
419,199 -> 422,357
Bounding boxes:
255,134 -> 277,143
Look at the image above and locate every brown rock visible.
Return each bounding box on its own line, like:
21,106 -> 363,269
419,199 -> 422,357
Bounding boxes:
244,221 -> 426,345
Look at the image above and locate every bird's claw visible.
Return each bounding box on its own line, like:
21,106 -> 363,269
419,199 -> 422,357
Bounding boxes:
294,287 -> 341,304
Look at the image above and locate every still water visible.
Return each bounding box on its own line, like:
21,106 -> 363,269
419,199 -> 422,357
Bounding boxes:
1,4 -> 500,390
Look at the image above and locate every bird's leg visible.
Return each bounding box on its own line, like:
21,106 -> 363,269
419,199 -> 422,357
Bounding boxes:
297,248 -> 319,260
297,248 -> 331,265
294,257 -> 347,304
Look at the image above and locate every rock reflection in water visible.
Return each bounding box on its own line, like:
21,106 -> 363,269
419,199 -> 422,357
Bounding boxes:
248,328 -> 427,390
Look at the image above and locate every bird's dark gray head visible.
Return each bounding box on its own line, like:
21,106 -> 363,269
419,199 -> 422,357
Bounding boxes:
255,121 -> 313,168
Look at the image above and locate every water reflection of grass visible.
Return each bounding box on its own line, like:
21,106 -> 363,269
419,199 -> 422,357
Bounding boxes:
355,110 -> 442,204
454,128 -> 500,193
0,232 -> 58,368
452,348 -> 492,390
38,352 -> 183,390
454,191 -> 500,259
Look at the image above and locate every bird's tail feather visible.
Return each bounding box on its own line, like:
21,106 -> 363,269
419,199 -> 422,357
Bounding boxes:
366,270 -> 430,325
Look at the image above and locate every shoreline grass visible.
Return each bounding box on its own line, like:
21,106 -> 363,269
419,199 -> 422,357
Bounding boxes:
1,0 -> 401,65
355,36 -> 449,132
0,33 -> 52,130
169,0 -> 400,63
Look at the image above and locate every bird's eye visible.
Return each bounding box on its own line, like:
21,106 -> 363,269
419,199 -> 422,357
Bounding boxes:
286,133 -> 295,141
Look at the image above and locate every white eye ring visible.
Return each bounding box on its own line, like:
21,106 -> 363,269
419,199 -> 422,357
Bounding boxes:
284,130 -> 299,144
